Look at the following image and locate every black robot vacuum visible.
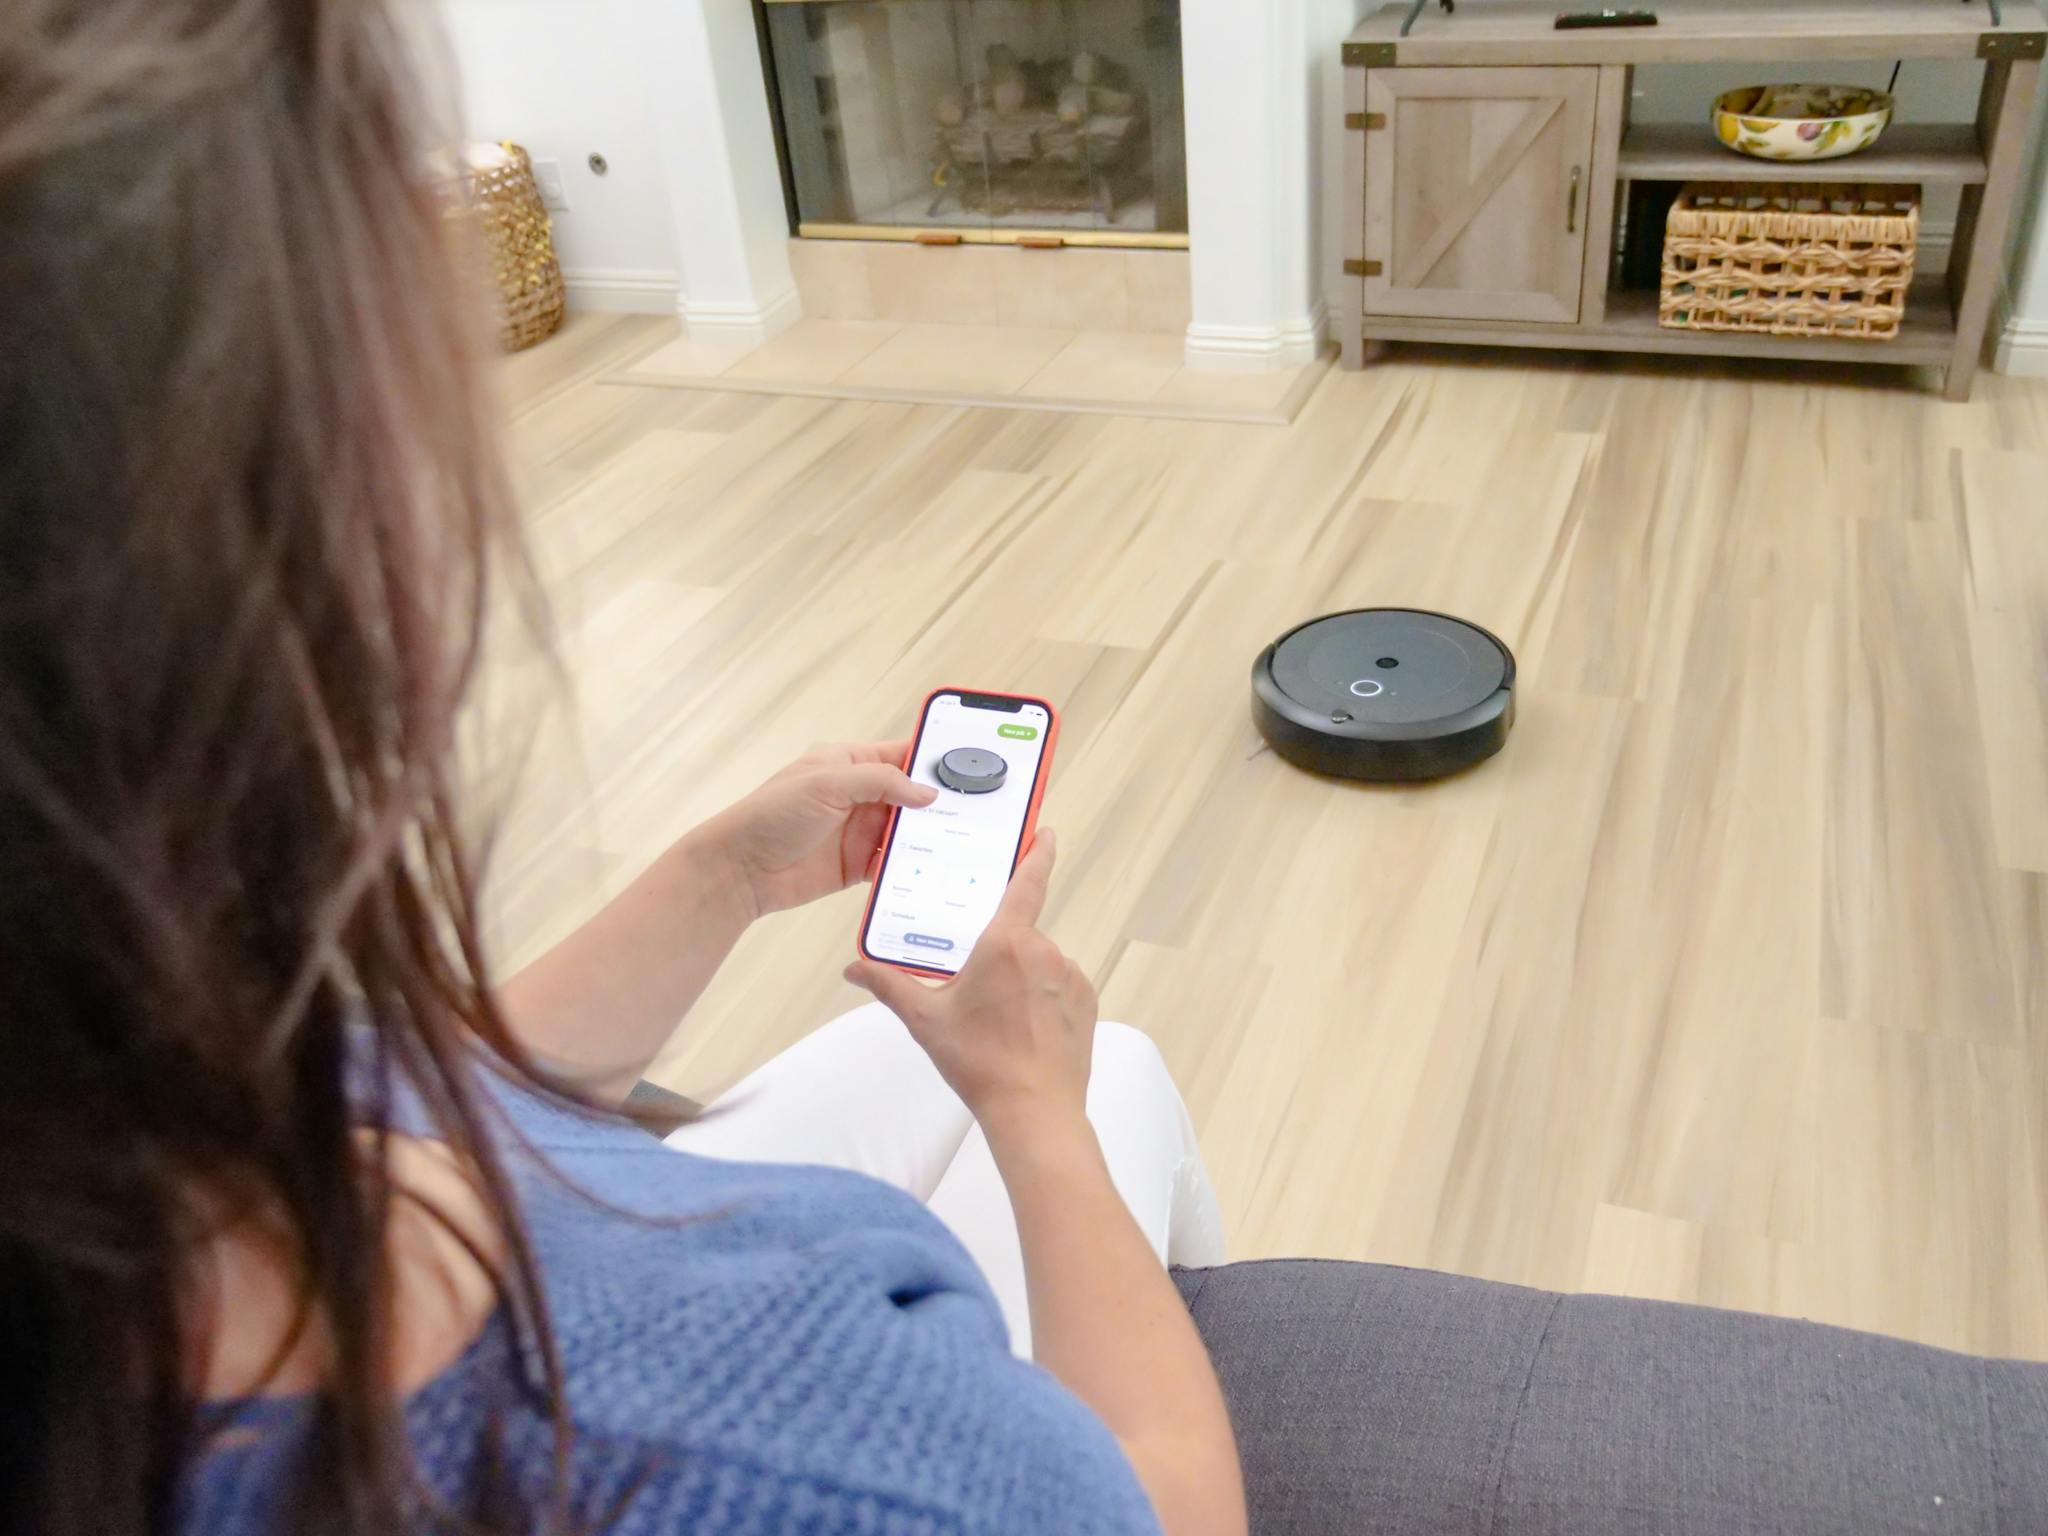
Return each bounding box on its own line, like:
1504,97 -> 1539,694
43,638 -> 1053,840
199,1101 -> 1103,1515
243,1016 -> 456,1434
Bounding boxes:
1251,608 -> 1515,781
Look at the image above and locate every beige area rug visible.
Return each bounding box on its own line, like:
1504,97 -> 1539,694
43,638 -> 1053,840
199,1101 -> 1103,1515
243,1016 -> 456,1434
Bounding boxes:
602,318 -> 1331,425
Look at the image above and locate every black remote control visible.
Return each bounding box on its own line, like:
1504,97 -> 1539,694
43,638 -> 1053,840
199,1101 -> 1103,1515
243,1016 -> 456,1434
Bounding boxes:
1555,9 -> 1658,26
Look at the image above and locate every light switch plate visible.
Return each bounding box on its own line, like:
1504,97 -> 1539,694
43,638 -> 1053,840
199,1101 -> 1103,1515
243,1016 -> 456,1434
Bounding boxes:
531,157 -> 570,210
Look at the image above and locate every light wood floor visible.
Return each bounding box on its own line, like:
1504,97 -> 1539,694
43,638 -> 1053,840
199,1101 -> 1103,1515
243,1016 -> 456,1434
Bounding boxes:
484,311 -> 2048,1362
606,318 -> 1327,425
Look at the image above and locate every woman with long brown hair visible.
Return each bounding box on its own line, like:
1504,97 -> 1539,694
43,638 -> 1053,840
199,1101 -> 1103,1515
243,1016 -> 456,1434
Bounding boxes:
0,1 -> 1243,1533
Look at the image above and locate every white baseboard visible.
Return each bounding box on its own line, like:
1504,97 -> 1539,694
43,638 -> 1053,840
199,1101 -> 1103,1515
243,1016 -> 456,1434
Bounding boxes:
1994,289 -> 2048,377
680,285 -> 802,349
1185,301 -> 1327,372
1975,251 -> 2048,379
562,267 -> 679,315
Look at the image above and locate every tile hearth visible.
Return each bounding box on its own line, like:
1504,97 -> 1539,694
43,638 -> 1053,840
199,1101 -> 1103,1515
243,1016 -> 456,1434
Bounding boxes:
789,239 -> 1191,333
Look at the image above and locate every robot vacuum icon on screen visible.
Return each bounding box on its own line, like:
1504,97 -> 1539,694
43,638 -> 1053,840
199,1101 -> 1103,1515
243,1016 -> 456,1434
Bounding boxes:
935,746 -> 1009,794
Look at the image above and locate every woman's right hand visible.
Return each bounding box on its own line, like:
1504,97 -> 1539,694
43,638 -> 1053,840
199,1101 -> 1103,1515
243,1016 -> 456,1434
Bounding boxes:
854,831 -> 1248,1536
844,830 -> 1097,1138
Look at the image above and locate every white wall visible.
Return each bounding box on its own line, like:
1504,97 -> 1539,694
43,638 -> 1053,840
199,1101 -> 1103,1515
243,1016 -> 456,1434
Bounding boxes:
431,0 -> 682,311
1996,84 -> 2048,376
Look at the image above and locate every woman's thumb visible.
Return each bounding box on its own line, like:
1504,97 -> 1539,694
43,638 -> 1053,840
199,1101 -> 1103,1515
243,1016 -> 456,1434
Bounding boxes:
830,762 -> 938,810
844,957 -> 935,1025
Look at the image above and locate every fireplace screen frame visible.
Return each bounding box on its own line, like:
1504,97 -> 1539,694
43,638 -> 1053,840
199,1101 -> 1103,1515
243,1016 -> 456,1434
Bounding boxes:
755,0 -> 1189,250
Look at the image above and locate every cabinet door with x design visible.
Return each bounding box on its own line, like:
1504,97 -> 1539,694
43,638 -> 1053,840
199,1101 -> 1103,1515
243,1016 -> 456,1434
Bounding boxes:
1363,66 -> 1599,324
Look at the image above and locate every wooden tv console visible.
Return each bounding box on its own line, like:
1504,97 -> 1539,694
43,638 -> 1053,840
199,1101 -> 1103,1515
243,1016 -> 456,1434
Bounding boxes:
1337,0 -> 2046,399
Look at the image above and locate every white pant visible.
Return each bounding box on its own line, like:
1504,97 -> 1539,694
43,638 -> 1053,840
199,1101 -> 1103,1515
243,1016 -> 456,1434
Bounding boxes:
663,1003 -> 1226,1356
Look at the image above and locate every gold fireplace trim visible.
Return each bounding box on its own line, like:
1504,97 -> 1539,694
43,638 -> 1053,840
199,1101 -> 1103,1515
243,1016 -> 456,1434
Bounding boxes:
797,222 -> 1188,250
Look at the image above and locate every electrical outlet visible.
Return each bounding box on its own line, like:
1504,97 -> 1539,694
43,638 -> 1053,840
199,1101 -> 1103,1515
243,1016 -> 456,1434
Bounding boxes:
531,157 -> 569,211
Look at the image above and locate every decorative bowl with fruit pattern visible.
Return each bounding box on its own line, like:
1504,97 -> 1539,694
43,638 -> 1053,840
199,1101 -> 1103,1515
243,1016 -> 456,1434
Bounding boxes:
1711,84 -> 1893,161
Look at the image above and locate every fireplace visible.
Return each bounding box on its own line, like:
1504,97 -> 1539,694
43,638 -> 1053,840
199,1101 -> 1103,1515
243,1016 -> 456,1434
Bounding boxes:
759,0 -> 1186,247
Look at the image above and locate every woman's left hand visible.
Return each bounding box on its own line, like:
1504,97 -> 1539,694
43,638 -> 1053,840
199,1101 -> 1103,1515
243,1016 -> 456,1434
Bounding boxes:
691,741 -> 937,921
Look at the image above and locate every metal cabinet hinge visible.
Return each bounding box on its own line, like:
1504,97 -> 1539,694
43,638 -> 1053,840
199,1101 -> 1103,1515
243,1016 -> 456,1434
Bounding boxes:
1978,29 -> 2046,58
1345,111 -> 1388,130
1344,259 -> 1383,277
1343,41 -> 1398,66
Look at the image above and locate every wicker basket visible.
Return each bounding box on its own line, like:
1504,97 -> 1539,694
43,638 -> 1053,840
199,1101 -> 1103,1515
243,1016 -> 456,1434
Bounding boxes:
1658,182 -> 1917,341
443,142 -> 566,352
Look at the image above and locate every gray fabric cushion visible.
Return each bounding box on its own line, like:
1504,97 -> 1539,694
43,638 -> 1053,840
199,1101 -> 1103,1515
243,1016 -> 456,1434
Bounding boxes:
1987,1360 -> 2048,1528
1174,1258 -> 2048,1535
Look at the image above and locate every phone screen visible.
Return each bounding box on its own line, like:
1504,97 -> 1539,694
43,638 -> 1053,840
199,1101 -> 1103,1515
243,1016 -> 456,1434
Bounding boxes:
860,691 -> 1053,976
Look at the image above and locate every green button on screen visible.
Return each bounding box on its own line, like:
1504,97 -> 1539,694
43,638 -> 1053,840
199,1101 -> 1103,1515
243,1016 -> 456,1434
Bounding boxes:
997,723 -> 1039,741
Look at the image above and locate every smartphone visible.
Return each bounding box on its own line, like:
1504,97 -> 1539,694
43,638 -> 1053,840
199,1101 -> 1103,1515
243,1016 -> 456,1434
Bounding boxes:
857,688 -> 1059,978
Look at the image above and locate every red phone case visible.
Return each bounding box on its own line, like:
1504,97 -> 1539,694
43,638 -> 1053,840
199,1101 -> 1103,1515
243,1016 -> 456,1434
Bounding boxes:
855,687 -> 1061,979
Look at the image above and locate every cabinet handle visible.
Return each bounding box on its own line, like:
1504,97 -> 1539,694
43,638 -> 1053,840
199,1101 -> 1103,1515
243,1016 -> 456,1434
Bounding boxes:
1567,166 -> 1582,234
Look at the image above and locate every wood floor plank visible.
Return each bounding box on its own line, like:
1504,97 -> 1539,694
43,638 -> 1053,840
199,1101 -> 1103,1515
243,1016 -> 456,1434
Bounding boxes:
1535,377 -> 1709,699
1606,592 -> 1830,1238
1954,448 -> 2048,871
1825,518 -> 2019,1041
1581,1204 -> 1810,1317
1810,1017 -> 2048,1358
500,313 -> 671,418
1367,688 -> 1637,1292
1044,561 -> 1322,979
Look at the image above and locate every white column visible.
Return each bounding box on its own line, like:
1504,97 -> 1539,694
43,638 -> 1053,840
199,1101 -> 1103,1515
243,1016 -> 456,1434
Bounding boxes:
1181,0 -> 1319,370
1997,127 -> 2048,378
633,0 -> 800,346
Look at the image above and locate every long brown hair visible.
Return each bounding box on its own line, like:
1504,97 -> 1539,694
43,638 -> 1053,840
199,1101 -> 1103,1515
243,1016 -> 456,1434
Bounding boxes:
1,2 -> 570,1532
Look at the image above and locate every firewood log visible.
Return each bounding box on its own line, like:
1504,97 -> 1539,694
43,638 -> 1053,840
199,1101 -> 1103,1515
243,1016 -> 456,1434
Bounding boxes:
991,72 -> 1027,116
985,44 -> 1027,116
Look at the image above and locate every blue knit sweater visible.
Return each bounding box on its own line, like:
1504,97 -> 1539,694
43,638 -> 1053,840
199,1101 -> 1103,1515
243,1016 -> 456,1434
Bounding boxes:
175,1071 -> 1161,1535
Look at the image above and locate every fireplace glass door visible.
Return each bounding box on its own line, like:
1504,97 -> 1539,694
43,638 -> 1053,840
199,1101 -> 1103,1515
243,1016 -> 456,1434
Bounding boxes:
761,0 -> 1186,244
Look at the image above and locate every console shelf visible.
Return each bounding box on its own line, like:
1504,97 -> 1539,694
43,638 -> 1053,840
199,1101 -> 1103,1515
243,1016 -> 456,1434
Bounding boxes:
1616,122 -> 1989,185
1338,0 -> 2046,399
